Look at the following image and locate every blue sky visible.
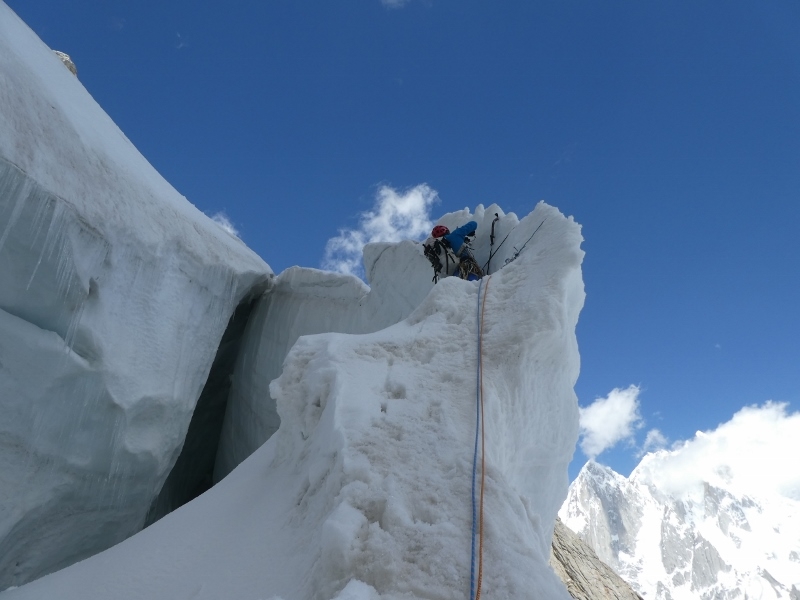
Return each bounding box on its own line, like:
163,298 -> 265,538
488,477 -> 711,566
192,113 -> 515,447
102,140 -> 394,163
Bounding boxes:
9,0 -> 799,481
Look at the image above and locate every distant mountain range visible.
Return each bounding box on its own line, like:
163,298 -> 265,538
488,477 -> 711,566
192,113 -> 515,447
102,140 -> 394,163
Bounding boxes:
560,457 -> 800,600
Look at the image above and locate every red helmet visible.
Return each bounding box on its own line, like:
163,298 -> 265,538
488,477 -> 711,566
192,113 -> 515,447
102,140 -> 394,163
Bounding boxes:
431,225 -> 450,238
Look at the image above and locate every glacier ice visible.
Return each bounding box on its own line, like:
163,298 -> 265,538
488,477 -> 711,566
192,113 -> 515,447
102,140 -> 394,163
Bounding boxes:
2,201 -> 585,600
214,205 -> 527,482
212,241 -> 435,482
0,3 -> 271,588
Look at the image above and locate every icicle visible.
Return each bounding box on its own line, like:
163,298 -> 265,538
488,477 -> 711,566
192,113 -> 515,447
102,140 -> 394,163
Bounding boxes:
0,159 -> 33,254
26,195 -> 58,291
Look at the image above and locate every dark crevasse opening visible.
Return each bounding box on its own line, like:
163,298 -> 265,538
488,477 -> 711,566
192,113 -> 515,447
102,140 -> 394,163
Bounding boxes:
144,292 -> 262,527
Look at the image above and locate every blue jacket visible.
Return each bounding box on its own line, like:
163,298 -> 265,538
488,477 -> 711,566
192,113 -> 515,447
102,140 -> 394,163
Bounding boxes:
444,221 -> 477,255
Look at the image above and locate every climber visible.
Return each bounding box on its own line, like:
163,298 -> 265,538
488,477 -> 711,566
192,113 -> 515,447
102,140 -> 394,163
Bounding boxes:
422,221 -> 484,283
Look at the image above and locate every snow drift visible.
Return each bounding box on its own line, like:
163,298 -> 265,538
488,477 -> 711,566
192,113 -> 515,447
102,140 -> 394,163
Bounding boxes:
0,2 -> 270,587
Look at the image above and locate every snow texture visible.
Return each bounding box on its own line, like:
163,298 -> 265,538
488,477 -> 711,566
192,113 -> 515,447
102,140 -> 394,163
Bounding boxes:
561,460 -> 800,600
2,199 -> 585,599
0,2 -> 271,588
214,240 -> 436,481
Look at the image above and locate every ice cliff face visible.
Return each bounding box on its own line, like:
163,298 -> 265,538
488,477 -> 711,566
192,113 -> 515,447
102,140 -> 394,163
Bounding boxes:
561,461 -> 800,600
0,3 -> 270,587
212,241 -> 437,483
211,208 -> 530,483
2,199 -> 586,599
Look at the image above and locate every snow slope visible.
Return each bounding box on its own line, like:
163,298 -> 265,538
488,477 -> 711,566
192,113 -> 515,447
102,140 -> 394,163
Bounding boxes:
0,1 -> 270,587
561,459 -> 800,600
2,201 -> 585,600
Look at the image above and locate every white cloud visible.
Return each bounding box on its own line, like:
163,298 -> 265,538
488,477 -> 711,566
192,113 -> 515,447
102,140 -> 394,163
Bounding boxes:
634,402 -> 800,501
381,0 -> 411,8
323,184 -> 438,277
641,428 -> 668,455
579,385 -> 643,459
209,212 -> 239,238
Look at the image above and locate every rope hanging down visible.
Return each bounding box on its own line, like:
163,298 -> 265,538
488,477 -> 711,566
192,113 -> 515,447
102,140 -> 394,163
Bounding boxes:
470,217 -> 545,597
470,277 -> 490,600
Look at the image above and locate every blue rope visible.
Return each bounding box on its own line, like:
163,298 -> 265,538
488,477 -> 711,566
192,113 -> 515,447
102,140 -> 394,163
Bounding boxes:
469,279 -> 484,600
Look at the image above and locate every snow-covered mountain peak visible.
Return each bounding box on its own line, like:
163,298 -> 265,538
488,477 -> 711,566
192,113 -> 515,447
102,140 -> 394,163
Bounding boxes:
584,459 -> 622,483
560,461 -> 650,576
561,451 -> 800,600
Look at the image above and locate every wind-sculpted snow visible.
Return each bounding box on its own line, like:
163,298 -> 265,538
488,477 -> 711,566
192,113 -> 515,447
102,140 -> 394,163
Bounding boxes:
1,202 -> 586,599
0,3 -> 270,588
561,460 -> 800,600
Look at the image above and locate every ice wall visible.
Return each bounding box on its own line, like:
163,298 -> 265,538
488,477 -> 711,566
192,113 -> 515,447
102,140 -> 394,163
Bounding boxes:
1,202 -> 585,600
214,241 -> 435,480
0,3 -> 271,588
214,204 -> 528,480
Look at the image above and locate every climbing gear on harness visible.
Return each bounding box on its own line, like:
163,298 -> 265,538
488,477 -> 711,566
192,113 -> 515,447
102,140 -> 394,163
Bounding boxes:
431,224 -> 450,238
424,237 -> 458,283
505,218 -> 547,266
423,241 -> 443,283
424,234 -> 483,283
470,276 -> 491,600
455,231 -> 483,279
458,253 -> 484,281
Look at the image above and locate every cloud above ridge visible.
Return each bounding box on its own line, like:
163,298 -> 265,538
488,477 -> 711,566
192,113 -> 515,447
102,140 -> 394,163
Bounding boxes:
634,401 -> 800,500
641,428 -> 668,455
323,184 -> 438,277
579,385 -> 643,459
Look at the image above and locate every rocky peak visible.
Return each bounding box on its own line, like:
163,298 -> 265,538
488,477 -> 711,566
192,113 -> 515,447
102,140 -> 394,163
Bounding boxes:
53,50 -> 77,76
